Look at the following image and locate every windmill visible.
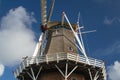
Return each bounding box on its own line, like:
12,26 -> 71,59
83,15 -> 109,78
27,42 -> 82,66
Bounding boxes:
14,0 -> 107,80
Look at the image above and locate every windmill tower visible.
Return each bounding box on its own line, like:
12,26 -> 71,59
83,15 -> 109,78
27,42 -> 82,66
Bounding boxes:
14,0 -> 107,80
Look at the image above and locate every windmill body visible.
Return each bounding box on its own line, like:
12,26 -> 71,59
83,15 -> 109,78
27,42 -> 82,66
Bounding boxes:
14,0 -> 107,80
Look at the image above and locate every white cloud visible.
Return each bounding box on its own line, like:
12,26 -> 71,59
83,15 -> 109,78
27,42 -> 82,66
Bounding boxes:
0,63 -> 4,77
104,17 -> 115,25
0,6 -> 36,65
94,41 -> 120,56
103,17 -> 120,25
108,61 -> 120,80
102,41 -> 120,55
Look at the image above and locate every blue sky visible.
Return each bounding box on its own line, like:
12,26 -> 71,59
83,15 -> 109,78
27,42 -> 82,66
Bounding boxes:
0,0 -> 120,80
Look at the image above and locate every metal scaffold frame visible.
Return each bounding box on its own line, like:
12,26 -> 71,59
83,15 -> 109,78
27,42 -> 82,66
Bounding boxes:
26,66 -> 42,80
55,63 -> 78,80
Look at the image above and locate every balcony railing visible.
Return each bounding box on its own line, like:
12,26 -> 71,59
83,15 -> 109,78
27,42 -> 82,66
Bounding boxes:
14,52 -> 106,80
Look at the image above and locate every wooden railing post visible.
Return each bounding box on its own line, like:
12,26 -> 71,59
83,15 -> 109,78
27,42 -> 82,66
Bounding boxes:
57,53 -> 59,63
46,55 -> 48,64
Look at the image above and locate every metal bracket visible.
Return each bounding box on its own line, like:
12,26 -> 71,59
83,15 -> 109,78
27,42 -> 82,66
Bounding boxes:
55,63 -> 78,80
88,69 -> 99,80
26,66 -> 42,80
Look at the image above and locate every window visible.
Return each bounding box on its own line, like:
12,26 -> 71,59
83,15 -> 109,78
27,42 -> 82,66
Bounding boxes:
68,47 -> 73,51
